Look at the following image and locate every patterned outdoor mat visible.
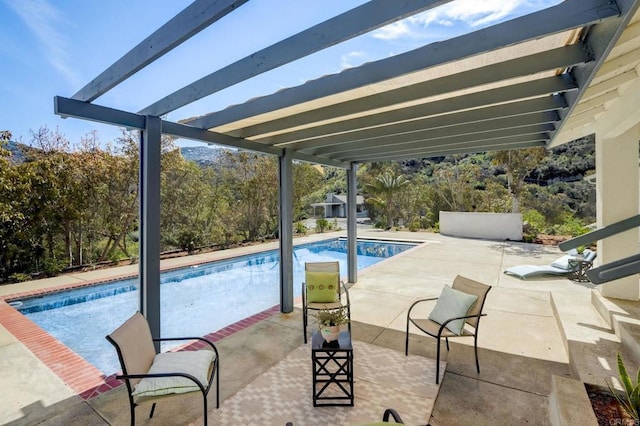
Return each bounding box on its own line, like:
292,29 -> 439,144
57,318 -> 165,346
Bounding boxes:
205,341 -> 443,425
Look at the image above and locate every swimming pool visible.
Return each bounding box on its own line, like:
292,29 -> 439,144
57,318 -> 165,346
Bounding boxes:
15,238 -> 415,375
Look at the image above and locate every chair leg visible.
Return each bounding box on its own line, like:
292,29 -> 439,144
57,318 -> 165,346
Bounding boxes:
129,401 -> 136,426
149,402 -> 156,419
303,306 -> 308,344
203,389 -> 208,426
445,337 -> 450,351
404,319 -> 410,356
474,334 -> 480,374
216,361 -> 220,408
436,338 -> 442,385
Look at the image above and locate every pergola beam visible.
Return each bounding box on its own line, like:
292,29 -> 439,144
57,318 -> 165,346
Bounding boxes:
72,0 -> 249,102
253,75 -> 577,144
339,128 -> 552,162
140,0 -> 452,116
186,0 -> 618,130
358,140 -> 547,162
282,96 -> 567,149
54,96 -> 351,168
307,112 -> 559,156
233,43 -> 589,139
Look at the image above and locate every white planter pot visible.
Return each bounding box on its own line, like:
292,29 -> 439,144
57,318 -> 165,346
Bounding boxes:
320,325 -> 341,342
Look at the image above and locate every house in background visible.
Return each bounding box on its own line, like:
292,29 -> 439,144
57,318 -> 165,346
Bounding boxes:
311,192 -> 367,219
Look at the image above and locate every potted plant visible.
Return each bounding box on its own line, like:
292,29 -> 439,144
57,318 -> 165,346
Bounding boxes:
313,307 -> 349,343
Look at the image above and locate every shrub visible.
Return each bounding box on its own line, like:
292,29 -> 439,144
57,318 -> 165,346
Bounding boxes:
552,214 -> 589,237
9,273 -> 31,283
175,229 -> 204,253
522,209 -> 545,237
41,258 -> 66,277
315,218 -> 329,233
295,221 -> 308,235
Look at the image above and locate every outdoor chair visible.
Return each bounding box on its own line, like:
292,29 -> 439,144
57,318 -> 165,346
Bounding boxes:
105,311 -> 219,426
405,275 -> 491,384
302,261 -> 351,344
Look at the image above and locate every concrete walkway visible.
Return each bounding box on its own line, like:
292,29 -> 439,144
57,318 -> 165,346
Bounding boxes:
0,229 -> 621,425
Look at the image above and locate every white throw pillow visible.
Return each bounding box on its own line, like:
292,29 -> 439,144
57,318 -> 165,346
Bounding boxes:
428,285 -> 478,335
550,254 -> 574,270
132,350 -> 215,397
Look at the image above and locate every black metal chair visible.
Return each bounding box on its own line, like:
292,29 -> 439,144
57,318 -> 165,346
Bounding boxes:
405,275 -> 491,384
106,311 -> 219,426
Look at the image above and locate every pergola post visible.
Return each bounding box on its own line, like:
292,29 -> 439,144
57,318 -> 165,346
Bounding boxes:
279,149 -> 294,312
595,123 -> 640,300
139,115 -> 162,349
347,163 -> 358,283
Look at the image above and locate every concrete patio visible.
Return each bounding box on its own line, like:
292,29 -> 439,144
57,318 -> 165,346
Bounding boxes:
1,229 -> 637,425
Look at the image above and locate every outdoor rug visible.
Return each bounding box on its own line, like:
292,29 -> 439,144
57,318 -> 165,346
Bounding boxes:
200,340 -> 444,425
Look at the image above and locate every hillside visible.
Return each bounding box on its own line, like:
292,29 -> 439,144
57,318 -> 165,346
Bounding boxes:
179,145 -> 223,166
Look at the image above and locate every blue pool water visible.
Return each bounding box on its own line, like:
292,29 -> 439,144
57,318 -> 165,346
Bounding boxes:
15,238 -> 415,374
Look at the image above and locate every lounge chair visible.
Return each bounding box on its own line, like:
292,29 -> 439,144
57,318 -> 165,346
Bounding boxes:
504,249 -> 596,280
106,311 -> 219,426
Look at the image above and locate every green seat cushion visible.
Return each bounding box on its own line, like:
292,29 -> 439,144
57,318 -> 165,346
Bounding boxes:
306,271 -> 339,303
428,285 -> 478,335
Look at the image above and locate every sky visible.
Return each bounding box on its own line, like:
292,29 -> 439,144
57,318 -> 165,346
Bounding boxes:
0,0 -> 562,149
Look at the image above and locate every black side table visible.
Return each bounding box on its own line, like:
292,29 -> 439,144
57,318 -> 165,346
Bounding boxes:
311,330 -> 354,406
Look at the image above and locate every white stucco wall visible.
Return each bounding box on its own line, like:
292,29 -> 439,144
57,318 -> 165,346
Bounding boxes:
439,211 -> 523,241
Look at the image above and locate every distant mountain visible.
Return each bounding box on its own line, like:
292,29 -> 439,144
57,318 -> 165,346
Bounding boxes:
4,140 -> 32,163
179,145 -> 223,166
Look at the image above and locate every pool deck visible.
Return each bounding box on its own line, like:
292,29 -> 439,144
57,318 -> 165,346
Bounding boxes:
0,229 -> 629,425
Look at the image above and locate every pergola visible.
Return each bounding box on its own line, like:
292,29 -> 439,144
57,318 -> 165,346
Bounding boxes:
54,0 -> 640,342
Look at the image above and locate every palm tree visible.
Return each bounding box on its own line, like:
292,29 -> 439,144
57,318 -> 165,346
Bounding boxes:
364,171 -> 409,229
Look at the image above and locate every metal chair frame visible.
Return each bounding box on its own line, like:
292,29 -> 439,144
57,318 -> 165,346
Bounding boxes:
106,314 -> 219,426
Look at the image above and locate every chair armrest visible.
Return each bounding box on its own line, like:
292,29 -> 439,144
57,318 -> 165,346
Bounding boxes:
407,296 -> 439,317
339,280 -> 351,305
382,408 -> 404,423
153,336 -> 219,359
437,313 -> 487,335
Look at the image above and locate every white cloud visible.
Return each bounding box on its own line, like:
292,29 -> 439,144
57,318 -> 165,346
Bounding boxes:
413,0 -> 522,28
340,51 -> 366,69
5,0 -> 82,88
371,21 -> 411,40
372,0 -> 560,40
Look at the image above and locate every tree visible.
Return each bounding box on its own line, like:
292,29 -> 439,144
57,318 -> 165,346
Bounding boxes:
364,169 -> 409,228
490,147 -> 547,213
430,158 -> 482,213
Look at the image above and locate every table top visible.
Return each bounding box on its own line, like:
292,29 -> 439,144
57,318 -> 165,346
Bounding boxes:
311,330 -> 352,351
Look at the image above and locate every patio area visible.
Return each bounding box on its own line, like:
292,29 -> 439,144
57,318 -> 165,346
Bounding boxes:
1,229 -> 635,425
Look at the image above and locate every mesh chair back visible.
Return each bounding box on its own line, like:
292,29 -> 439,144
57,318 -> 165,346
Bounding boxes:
452,275 -> 491,329
305,261 -> 340,274
107,312 -> 157,387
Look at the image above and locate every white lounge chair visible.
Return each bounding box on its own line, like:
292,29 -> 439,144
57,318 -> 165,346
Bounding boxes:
504,249 -> 596,280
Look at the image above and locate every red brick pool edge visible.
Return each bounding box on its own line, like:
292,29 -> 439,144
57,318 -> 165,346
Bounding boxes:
0,299 -> 280,401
